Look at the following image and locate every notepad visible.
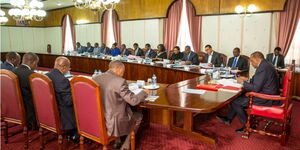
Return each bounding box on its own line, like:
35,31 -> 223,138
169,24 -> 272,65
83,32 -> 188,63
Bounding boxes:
182,89 -> 206,95
145,95 -> 159,102
217,79 -> 242,88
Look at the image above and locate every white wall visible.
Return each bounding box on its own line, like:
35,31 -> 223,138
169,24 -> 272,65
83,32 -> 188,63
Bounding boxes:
75,23 -> 101,46
121,19 -> 162,49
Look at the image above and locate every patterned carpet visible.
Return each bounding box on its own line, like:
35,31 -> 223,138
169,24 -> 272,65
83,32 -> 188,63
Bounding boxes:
2,100 -> 300,150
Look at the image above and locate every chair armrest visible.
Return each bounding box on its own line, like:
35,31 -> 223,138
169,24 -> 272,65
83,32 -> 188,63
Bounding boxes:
245,92 -> 286,101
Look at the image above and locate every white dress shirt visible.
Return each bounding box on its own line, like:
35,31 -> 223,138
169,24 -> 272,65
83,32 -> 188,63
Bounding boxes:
208,51 -> 214,63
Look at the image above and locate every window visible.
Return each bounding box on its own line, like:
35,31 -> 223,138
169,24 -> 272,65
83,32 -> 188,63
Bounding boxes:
285,20 -> 300,66
106,10 -> 116,47
176,0 -> 194,51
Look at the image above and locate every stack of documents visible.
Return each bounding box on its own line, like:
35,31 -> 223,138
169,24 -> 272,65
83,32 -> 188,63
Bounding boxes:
182,89 -> 206,95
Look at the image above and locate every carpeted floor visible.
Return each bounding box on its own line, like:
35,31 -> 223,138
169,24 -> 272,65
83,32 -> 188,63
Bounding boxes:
2,100 -> 300,150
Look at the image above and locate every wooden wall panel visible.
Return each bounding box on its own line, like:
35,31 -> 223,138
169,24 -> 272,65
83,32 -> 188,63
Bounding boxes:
190,0 -> 220,15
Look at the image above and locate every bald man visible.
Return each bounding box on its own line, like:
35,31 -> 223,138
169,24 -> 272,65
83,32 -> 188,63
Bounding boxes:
1,52 -> 21,70
46,57 -> 78,141
12,52 -> 39,127
93,60 -> 148,150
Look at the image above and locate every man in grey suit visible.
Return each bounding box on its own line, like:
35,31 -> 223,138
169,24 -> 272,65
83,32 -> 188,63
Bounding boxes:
93,60 -> 148,150
46,57 -> 78,141
144,43 -> 157,58
216,51 -> 281,133
133,43 -> 144,56
204,45 -> 222,67
266,47 -> 285,68
0,52 -> 21,70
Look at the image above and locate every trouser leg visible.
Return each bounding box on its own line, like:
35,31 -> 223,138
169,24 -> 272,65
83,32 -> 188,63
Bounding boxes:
227,95 -> 249,124
121,112 -> 143,149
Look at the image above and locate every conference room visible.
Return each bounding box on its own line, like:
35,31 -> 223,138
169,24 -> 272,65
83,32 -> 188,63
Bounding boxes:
1,0 -> 300,149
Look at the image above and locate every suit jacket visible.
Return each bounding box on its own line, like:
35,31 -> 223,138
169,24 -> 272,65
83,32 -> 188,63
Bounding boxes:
169,52 -> 184,61
121,49 -> 130,56
0,62 -> 14,70
155,52 -> 167,59
204,52 -> 222,67
266,53 -> 285,68
76,46 -> 86,53
227,56 -> 249,72
145,49 -> 157,58
243,59 -> 281,106
46,69 -> 76,130
182,52 -> 199,65
100,47 -> 110,55
134,48 -> 144,56
12,65 -> 36,123
86,46 -> 94,53
93,70 -> 147,137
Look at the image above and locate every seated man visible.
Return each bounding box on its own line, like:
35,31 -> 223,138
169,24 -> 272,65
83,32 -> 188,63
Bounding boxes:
93,43 -> 101,56
216,51 -> 281,133
76,42 -> 86,54
12,52 -> 39,128
1,52 -> 21,70
133,43 -> 144,56
227,47 -> 249,72
86,42 -> 94,53
120,44 -> 130,56
93,60 -> 148,150
169,46 -> 184,62
110,43 -> 121,56
46,57 -> 78,141
100,43 -> 110,55
182,45 -> 199,65
266,47 -> 285,68
204,45 -> 222,67
144,43 -> 157,58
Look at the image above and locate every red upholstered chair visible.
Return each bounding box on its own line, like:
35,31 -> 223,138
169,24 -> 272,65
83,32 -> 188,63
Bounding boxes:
220,53 -> 227,67
0,70 -> 28,149
128,48 -> 134,55
29,73 -> 64,149
243,61 -> 295,145
70,76 -> 135,150
196,51 -> 206,63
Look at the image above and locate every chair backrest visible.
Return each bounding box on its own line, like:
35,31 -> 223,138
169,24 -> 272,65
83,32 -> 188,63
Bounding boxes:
0,70 -> 26,125
197,51 -> 206,63
241,55 -> 250,69
29,73 -> 61,133
70,76 -> 107,142
220,53 -> 227,67
281,60 -> 295,98
128,48 -> 133,55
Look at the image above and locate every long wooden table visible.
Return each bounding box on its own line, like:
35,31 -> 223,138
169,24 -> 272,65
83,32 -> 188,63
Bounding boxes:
140,75 -> 242,144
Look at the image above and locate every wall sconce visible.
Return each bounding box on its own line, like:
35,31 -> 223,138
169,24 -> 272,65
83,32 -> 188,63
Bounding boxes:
0,9 -> 9,25
235,4 -> 257,16
76,19 -> 89,24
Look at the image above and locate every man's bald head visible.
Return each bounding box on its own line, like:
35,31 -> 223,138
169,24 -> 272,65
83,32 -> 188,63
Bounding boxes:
250,51 -> 265,68
109,60 -> 125,77
54,56 -> 71,75
22,52 -> 39,70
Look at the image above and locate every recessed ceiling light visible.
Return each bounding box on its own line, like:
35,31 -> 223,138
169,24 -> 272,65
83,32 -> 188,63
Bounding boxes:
57,1 -> 62,6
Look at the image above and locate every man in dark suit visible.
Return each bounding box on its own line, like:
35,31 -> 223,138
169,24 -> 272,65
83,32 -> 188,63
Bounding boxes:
266,47 -> 285,68
46,56 -> 78,141
0,52 -> 21,70
86,42 -> 94,53
133,43 -> 144,56
76,42 -> 86,53
12,52 -> 39,127
120,44 -> 130,56
144,43 -> 157,58
227,47 -> 249,72
100,43 -> 110,55
182,45 -> 199,65
204,45 -> 222,67
216,51 -> 281,133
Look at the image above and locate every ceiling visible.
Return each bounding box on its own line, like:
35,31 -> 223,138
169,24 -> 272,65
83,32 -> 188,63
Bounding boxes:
0,0 -> 74,10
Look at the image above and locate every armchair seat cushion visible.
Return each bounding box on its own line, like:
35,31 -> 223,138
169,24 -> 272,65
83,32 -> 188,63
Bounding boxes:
251,104 -> 293,120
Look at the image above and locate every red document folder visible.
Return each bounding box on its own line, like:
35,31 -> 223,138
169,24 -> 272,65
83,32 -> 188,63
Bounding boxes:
196,84 -> 241,91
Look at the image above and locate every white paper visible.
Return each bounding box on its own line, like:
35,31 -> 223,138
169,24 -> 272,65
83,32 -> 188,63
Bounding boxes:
217,79 -> 242,88
145,95 -> 159,102
182,89 -> 206,95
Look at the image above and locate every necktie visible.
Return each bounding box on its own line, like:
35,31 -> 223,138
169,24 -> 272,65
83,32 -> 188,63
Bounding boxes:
272,56 -> 277,66
232,57 -> 237,68
187,53 -> 191,60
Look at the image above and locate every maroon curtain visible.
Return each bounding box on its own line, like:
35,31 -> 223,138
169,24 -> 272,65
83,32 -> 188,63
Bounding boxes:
277,0 -> 300,56
61,15 -> 76,53
101,10 -> 120,47
163,0 -> 202,53
163,0 -> 183,53
186,1 -> 202,52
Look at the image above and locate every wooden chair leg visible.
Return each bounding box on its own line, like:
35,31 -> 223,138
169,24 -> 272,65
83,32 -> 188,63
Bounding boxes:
280,120 -> 287,146
79,136 -> 84,150
3,121 -> 8,143
130,131 -> 135,150
39,128 -> 44,149
23,126 -> 29,149
242,110 -> 251,139
58,134 -> 63,150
